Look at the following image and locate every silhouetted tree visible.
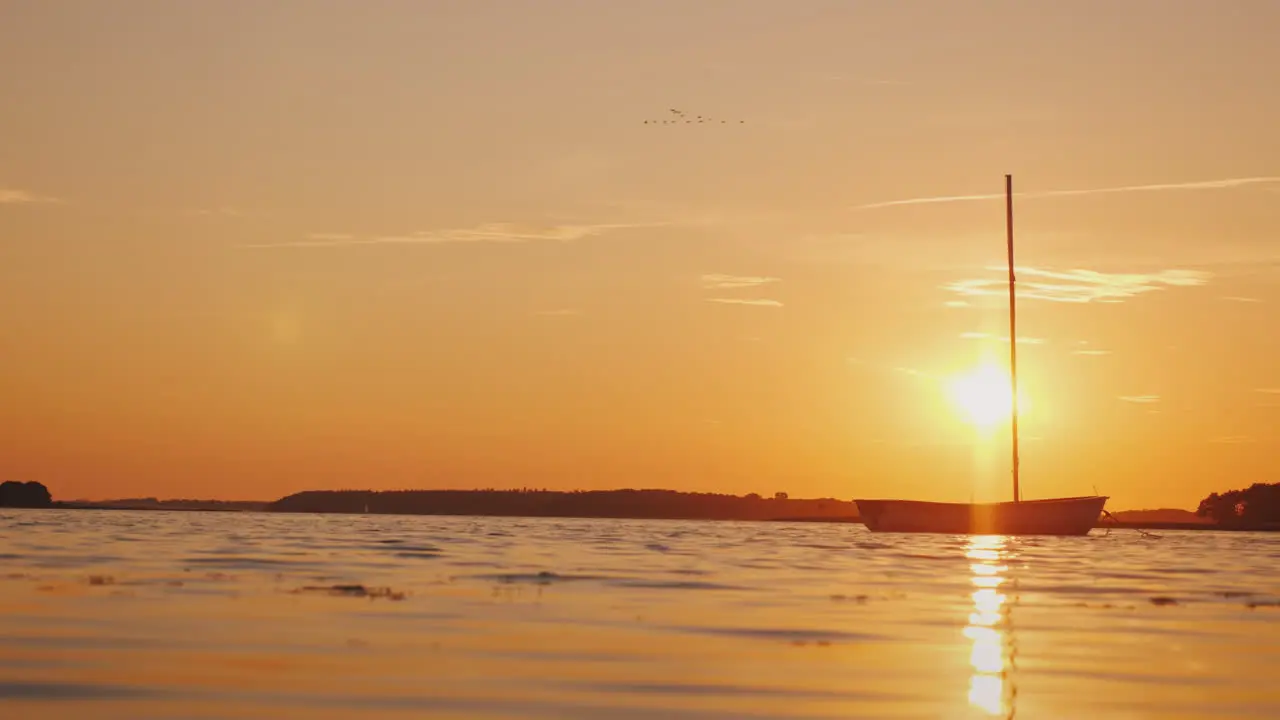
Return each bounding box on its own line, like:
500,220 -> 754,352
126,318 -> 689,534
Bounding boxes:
1196,483 -> 1280,525
775,492 -> 788,500
0,481 -> 53,508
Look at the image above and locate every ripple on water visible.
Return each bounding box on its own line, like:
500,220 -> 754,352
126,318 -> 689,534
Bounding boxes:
0,634 -> 186,651
289,584 -> 407,600
665,625 -> 886,644
392,551 -> 444,560
3,512 -> 1280,719
468,571 -> 615,585
610,580 -> 755,591
0,680 -> 168,700
181,556 -> 319,570
568,681 -> 907,702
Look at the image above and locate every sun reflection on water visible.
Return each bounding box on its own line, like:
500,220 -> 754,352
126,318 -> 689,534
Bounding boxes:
965,535 -> 1016,718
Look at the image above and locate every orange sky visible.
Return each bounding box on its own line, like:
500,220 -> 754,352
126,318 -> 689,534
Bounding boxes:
2,1 -> 1277,508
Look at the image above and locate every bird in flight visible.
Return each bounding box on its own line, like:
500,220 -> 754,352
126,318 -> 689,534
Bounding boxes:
642,108 -> 746,125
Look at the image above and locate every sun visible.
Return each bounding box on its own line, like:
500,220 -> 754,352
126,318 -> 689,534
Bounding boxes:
947,362 -> 1024,429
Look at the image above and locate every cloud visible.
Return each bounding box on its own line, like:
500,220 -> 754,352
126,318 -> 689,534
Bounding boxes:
1222,296 -> 1262,303
959,332 -> 1044,344
1119,395 -> 1160,404
943,300 -> 970,308
531,309 -> 582,317
826,76 -> 907,86
855,192 -> 1002,211
847,357 -> 945,382
853,176 -> 1280,211
1256,389 -> 1280,395
0,188 -> 61,204
700,273 -> 782,290
241,222 -> 665,249
1210,436 -> 1254,444
1073,349 -> 1112,356
196,206 -> 245,218
890,366 -> 943,381
700,274 -> 784,308
705,298 -> 783,308
947,267 -> 1210,304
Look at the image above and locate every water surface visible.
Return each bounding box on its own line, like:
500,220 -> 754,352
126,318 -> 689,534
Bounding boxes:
2,510 -> 1279,719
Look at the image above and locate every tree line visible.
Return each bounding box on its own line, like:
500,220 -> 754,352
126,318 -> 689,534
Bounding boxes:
1196,482 -> 1280,526
268,488 -> 851,521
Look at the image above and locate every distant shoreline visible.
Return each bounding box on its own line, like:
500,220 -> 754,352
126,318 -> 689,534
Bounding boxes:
25,503 -> 1278,532
51,503 -> 265,513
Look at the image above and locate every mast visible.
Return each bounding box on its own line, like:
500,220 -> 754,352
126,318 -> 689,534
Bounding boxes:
1006,174 -> 1021,503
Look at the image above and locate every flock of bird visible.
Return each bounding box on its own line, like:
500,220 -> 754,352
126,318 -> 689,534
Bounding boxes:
642,109 -> 746,125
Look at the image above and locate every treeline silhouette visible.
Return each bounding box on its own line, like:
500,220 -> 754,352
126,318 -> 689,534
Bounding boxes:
268,488 -> 859,521
1197,482 -> 1280,527
1,481 -> 52,508
73,497 -> 268,512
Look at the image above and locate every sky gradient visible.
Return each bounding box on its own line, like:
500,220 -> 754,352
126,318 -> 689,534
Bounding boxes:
3,1 -> 1278,508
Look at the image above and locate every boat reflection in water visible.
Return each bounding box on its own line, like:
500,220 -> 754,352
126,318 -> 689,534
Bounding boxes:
964,535 -> 1018,718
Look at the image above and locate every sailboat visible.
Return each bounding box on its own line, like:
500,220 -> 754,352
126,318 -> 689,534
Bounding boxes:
855,175 -> 1108,536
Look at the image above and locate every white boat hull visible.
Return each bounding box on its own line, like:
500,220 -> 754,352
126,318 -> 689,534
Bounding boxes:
854,496 -> 1108,536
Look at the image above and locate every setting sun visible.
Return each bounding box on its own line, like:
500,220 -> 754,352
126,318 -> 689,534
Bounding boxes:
947,363 -> 1024,429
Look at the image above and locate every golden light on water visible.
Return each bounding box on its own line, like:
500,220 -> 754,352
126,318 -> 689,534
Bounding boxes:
965,535 -> 1014,717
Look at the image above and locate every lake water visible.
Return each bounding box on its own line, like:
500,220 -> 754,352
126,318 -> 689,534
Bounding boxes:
2,510 -> 1280,719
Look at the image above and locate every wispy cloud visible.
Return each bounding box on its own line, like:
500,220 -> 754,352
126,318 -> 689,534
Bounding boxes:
705,298 -> 783,308
0,188 -> 62,204
888,365 -> 945,382
850,358 -> 946,384
1210,435 -> 1254,445
196,206 -> 245,218
1222,296 -> 1262,303
856,192 -> 999,211
959,332 -> 1045,344
825,76 -> 908,86
854,176 -> 1280,211
1255,389 -> 1280,395
1120,395 -> 1161,404
241,222 -> 665,249
947,267 -> 1210,304
1073,349 -> 1113,356
700,273 -> 782,290
943,300 -> 970,308
699,273 -> 783,308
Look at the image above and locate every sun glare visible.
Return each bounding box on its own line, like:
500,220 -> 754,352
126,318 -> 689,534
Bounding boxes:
947,362 -> 1024,429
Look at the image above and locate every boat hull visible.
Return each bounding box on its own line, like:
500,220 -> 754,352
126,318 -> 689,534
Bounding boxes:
853,496 -> 1108,536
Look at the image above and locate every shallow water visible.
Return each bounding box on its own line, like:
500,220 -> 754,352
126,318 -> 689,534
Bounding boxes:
2,510 -> 1279,719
